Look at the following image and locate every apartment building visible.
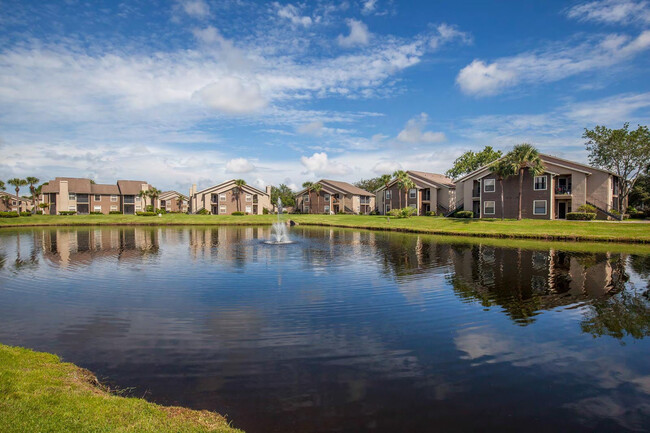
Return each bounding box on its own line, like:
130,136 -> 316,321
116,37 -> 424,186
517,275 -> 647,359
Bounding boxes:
295,179 -> 375,214
0,193 -> 32,213
158,191 -> 189,213
375,171 -> 456,215
188,180 -> 271,214
454,154 -> 622,220
40,177 -> 151,215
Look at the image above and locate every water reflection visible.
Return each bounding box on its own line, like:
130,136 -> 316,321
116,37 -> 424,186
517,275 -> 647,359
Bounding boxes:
0,226 -> 648,433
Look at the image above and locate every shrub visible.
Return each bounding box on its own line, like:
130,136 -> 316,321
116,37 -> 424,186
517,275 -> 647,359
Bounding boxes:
89,211 -> 103,215
454,211 -> 474,218
292,209 -> 302,214
231,211 -> 245,216
136,211 -> 157,216
388,207 -> 417,219
58,211 -> 76,215
19,212 -> 32,217
263,208 -> 270,214
109,211 -> 122,214
369,209 -> 380,215
157,208 -> 167,214
0,211 -> 19,218
577,204 -> 597,213
196,208 -> 209,215
566,212 -> 596,220
36,210 -> 43,215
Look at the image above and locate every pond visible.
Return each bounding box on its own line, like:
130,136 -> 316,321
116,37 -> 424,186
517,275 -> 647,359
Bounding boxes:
0,226 -> 649,432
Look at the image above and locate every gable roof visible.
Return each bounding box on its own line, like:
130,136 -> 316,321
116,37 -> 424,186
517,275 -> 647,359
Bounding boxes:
1,193 -> 30,203
194,180 -> 268,196
295,179 -> 374,197
160,190 -> 188,200
91,183 -> 120,194
117,180 -> 149,195
407,171 -> 455,188
41,177 -> 93,194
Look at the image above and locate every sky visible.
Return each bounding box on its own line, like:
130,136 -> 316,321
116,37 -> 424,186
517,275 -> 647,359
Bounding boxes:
1,0 -> 649,193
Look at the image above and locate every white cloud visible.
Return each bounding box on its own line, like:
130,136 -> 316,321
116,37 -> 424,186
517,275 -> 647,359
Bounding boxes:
362,0 -> 378,14
337,19 -> 371,48
566,0 -> 650,25
178,0 -> 210,18
226,158 -> 256,173
429,23 -> 472,50
457,31 -> 650,96
300,152 -> 350,175
564,91 -> 650,123
396,113 -> 446,143
193,77 -> 268,114
297,121 -> 326,135
274,2 -> 313,27
372,161 -> 402,174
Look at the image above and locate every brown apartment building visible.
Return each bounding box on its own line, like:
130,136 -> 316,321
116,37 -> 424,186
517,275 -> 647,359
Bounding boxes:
455,154 -> 623,219
188,180 -> 272,214
375,171 -> 456,215
295,179 -> 375,214
158,191 -> 189,213
40,177 -> 151,215
0,193 -> 32,213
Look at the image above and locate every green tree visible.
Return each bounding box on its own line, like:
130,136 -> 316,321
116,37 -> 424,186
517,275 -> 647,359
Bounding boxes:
146,187 -> 161,212
0,180 -> 4,192
7,178 -> 27,211
583,123 -> 650,213
353,177 -> 384,193
393,170 -> 415,210
176,194 -> 186,211
312,182 -> 323,213
25,177 -> 39,213
445,146 -> 503,179
302,181 -> 314,213
233,179 -> 246,212
270,184 -> 295,211
629,173 -> 650,209
506,143 -> 545,220
489,159 -> 516,220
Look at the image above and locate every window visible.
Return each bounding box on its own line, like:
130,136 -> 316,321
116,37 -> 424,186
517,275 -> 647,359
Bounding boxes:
385,204 -> 391,213
245,206 -> 252,214
93,205 -> 102,212
110,195 -> 118,202
304,205 -> 309,212
324,194 -> 330,201
409,204 -> 417,209
135,205 -> 141,211
534,175 -> 547,191
220,205 -> 227,214
245,194 -> 252,202
94,195 -> 101,201
304,194 -> 309,202
219,194 -> 226,202
68,206 -> 76,211
135,196 -> 141,202
409,188 -> 417,199
68,193 -> 76,200
484,201 -> 495,215
324,205 -> 330,214
110,205 -> 117,211
385,190 -> 391,199
533,200 -> 547,215
484,179 -> 495,193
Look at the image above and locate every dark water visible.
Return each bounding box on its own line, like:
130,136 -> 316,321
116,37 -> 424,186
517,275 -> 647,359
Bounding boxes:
0,226 -> 649,432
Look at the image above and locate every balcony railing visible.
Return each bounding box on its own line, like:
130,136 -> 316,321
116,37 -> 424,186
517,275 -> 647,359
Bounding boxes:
472,189 -> 480,198
555,186 -> 572,195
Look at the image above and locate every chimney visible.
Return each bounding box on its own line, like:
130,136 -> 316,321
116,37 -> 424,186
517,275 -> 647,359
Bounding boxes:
266,185 -> 272,196
190,184 -> 197,197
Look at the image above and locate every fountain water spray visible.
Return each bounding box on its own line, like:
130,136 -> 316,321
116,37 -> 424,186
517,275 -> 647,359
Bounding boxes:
267,197 -> 292,244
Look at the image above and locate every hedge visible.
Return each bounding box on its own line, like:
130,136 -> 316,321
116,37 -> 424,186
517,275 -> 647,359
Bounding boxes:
58,211 -> 76,215
566,212 -> 596,220
231,211 -> 246,216
19,212 -> 32,217
109,211 -> 122,214
89,212 -> 103,215
0,211 -> 19,218
454,211 -> 474,218
136,212 -> 157,216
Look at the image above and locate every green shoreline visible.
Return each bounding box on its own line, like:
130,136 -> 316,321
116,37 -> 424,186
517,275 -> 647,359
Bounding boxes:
0,344 -> 242,433
1,214 -> 649,244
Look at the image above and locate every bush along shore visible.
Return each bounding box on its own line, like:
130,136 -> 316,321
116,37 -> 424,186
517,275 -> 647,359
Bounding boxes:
0,344 -> 242,433
0,213 -> 648,243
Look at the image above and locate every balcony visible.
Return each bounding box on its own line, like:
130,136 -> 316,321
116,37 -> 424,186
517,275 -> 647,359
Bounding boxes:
472,188 -> 480,198
555,186 -> 572,195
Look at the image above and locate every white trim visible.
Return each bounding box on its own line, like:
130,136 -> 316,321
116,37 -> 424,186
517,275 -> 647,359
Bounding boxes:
68,193 -> 76,200
245,205 -> 252,213
93,205 -> 102,212
484,200 -> 495,215
94,194 -> 101,201
533,175 -> 547,191
533,200 -> 547,215
324,205 -> 330,214
484,178 -> 495,193
409,188 -> 417,199
304,205 -> 309,212
219,205 -> 227,214
110,195 -> 118,202
385,190 -> 391,200
304,194 -> 309,202
110,205 -> 118,211
245,194 -> 252,202
219,194 -> 226,202
385,203 -> 391,213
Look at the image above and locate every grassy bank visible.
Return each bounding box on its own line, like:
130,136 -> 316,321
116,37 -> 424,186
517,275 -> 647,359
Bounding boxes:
0,213 -> 648,243
0,344 -> 242,433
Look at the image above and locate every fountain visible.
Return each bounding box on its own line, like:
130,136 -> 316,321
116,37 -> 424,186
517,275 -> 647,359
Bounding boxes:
265,197 -> 293,244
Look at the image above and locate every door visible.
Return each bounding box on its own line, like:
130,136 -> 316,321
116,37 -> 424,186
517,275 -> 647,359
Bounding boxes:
558,202 -> 566,219
472,201 -> 480,218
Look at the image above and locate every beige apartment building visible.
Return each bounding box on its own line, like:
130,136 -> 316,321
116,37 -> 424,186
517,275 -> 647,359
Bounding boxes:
0,193 -> 32,213
454,154 -> 623,219
375,171 -> 456,215
295,179 -> 375,214
158,191 -> 189,213
40,177 -> 151,215
188,180 -> 271,214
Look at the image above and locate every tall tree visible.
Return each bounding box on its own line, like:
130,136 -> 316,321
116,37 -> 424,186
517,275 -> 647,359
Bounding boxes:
583,123 -> 650,213
147,188 -> 161,212
629,173 -> 650,210
507,143 -> 545,220
302,181 -> 314,213
353,177 -> 384,193
445,146 -> 503,179
489,159 -> 516,220
25,177 -> 39,213
312,182 -> 323,213
233,179 -> 246,212
0,180 -> 5,192
392,170 -> 408,208
270,184 -> 295,211
177,195 -> 186,211
378,174 -> 392,211
7,178 -> 27,211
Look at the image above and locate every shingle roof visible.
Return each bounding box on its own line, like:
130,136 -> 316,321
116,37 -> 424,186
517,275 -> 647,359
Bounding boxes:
91,184 -> 120,194
407,171 -> 455,188
41,177 -> 93,193
320,179 -> 374,196
117,180 -> 149,195
160,190 -> 188,200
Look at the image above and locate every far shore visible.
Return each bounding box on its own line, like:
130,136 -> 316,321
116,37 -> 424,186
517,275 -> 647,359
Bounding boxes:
1,214 -> 649,244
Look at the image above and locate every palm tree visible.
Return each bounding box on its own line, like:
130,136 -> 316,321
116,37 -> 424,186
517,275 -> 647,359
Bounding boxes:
392,170 -> 408,208
7,178 -> 27,212
507,143 -> 545,220
138,190 -> 148,211
302,181 -> 314,213
177,195 -> 186,212
147,188 -> 161,212
312,182 -> 323,213
0,180 -> 5,192
490,159 -> 516,220
233,179 -> 246,212
379,174 -> 391,212
25,177 -> 39,213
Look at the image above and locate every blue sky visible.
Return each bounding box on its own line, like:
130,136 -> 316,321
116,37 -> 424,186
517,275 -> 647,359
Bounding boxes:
1,0 -> 649,192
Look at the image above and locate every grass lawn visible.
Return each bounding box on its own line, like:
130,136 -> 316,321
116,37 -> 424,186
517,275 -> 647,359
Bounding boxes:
0,344 -> 242,433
